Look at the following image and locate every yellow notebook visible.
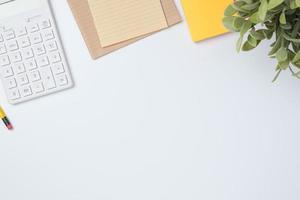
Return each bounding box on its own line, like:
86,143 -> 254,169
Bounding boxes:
88,0 -> 168,47
181,0 -> 231,42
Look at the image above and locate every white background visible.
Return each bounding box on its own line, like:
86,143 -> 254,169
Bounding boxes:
1,0 -> 300,199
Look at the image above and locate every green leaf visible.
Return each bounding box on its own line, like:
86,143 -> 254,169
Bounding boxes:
292,50 -> 300,63
262,30 -> 273,39
223,16 -> 245,32
249,12 -> 260,24
236,36 -> 243,52
290,0 -> 297,9
240,20 -> 252,36
269,36 -> 282,56
278,60 -> 289,70
272,70 -> 282,82
296,0 -> 300,7
250,29 -> 266,40
268,0 -> 284,10
276,47 -> 288,62
293,61 -> 300,68
247,34 -> 258,47
292,70 -> 300,78
242,2 -> 260,11
279,10 -> 286,24
233,17 -> 246,31
224,4 -> 236,16
282,32 -> 300,43
242,41 -> 256,51
222,16 -> 236,31
258,0 -> 268,21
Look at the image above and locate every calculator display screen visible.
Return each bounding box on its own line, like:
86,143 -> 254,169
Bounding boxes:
0,0 -> 44,20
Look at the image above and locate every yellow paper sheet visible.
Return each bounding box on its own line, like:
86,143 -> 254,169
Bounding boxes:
88,0 -> 168,47
181,0 -> 232,42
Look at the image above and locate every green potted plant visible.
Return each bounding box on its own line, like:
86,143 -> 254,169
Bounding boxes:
223,0 -> 300,81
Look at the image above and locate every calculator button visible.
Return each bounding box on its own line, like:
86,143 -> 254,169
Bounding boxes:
0,55 -> 10,66
22,48 -> 34,59
36,56 -> 49,67
39,19 -> 51,29
8,89 -> 20,100
2,66 -> 14,77
10,52 -> 22,63
6,78 -> 17,89
45,41 -> 58,52
40,68 -> 56,90
30,33 -> 43,44
56,74 -> 68,86
18,37 -> 31,48
33,44 -> 46,56
49,52 -> 61,63
42,30 -> 55,41
20,85 -> 32,97
17,74 -> 29,85
32,82 -> 44,93
7,40 -> 18,51
29,71 -> 41,82
24,59 -> 37,70
3,30 -> 15,40
27,23 -> 39,33
0,44 -> 6,54
15,27 -> 27,37
13,63 -> 26,74
52,63 -> 65,75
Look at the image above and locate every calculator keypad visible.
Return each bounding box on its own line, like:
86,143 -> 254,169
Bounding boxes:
0,12 -> 73,104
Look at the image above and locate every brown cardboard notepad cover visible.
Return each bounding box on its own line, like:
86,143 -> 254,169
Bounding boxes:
67,0 -> 182,59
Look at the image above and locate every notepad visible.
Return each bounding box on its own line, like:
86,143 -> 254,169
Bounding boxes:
181,0 -> 231,42
68,0 -> 182,59
87,0 -> 168,47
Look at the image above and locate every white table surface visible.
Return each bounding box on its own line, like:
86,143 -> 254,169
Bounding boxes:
1,0 -> 300,199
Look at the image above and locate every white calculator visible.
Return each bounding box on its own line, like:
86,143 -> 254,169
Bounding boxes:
0,0 -> 73,104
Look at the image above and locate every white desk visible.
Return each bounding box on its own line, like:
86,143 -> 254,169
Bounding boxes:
1,1 -> 300,199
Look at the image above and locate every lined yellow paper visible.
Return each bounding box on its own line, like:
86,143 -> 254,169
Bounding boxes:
88,0 -> 168,47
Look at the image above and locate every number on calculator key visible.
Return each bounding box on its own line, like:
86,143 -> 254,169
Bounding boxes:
27,23 -> 39,33
2,66 -> 14,77
28,71 -> 41,82
40,68 -> 56,90
10,52 -> 22,63
5,78 -> 17,89
52,63 -> 65,75
42,30 -> 55,41
24,59 -> 37,71
32,82 -> 44,93
8,89 -> 20,100
0,55 -> 10,66
18,37 -> 31,48
33,44 -> 46,55
20,85 -> 32,97
17,74 -> 29,85
39,19 -> 51,29
13,63 -> 26,74
0,44 -> 7,54
6,40 -> 18,51
4,30 -> 15,40
22,48 -> 34,59
15,27 -> 27,37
